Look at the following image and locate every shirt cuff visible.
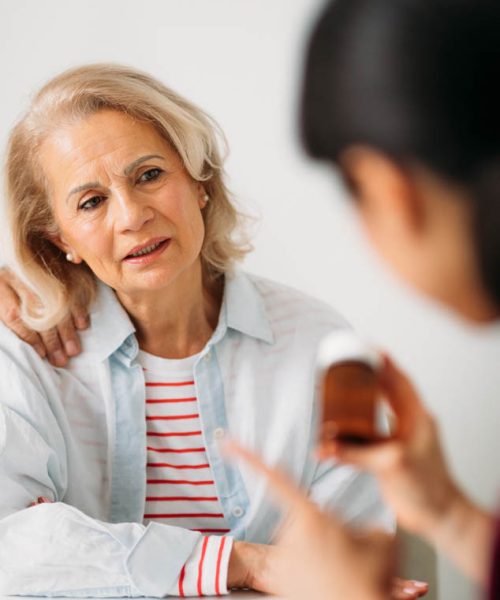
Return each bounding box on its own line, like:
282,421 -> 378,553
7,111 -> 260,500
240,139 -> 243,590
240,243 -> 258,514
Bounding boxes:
171,535 -> 234,597
126,522 -> 201,596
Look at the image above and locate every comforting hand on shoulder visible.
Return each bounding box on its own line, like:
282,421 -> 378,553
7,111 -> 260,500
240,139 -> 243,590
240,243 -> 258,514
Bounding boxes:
0,267 -> 88,366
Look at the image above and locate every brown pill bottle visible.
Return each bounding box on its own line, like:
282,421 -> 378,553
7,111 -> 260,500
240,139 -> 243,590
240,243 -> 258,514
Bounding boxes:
316,331 -> 384,446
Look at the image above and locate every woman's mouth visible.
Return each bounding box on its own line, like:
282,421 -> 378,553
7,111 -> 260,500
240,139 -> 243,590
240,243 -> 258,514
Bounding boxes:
123,238 -> 170,264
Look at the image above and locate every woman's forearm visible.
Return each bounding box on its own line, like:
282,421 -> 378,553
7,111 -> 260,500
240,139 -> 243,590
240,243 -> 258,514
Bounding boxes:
425,491 -> 495,584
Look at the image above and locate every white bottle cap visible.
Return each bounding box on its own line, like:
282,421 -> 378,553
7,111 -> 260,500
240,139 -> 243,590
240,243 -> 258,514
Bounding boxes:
316,329 -> 382,372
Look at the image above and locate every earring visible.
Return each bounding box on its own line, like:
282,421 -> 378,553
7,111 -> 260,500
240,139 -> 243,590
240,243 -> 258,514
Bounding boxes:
204,193 -> 210,203
66,252 -> 74,262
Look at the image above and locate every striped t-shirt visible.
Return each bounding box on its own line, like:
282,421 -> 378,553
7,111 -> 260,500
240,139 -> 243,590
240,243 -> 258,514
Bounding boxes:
139,350 -> 233,596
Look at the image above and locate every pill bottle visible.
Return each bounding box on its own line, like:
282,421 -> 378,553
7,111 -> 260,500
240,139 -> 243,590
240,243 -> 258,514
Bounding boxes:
316,330 -> 385,446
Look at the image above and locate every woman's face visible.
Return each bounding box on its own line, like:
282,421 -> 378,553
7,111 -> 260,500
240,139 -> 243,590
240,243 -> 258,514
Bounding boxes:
39,109 -> 208,298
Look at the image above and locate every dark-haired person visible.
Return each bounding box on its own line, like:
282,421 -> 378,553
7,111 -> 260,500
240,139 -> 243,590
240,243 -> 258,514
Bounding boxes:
230,1 -> 500,599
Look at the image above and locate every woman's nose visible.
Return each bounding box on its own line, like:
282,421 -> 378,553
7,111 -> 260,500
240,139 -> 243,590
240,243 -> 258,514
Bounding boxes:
113,189 -> 154,232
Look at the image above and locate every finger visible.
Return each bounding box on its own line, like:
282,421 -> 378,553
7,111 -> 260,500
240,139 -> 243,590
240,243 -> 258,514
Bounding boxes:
391,588 -> 418,600
56,314 -> 82,357
380,355 -> 425,415
223,439 -> 314,513
316,440 -> 339,460
379,355 -> 429,436
391,578 -> 429,599
412,580 -> 429,597
5,318 -> 46,358
71,305 -> 90,331
0,281 -> 46,358
391,577 -> 428,594
391,581 -> 417,600
0,267 -> 33,298
39,328 -> 69,367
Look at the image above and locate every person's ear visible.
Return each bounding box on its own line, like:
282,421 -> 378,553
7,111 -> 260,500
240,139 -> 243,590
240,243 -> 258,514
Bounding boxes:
196,183 -> 210,209
48,234 -> 83,264
339,146 -> 424,242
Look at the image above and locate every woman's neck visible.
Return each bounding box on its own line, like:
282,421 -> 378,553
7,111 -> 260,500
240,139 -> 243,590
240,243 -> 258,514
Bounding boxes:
116,264 -> 223,359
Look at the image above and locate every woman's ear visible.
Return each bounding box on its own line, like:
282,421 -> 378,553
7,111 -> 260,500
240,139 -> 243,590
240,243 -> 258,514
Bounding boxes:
48,233 -> 82,264
339,146 -> 424,243
196,183 -> 209,209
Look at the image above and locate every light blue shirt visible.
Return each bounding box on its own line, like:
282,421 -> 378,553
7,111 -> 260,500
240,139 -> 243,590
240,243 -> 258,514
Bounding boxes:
0,270 -> 392,597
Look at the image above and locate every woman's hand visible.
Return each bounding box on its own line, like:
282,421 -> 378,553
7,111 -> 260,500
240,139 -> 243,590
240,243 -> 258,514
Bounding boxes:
225,442 -> 428,600
227,535 -> 427,600
320,354 -> 458,537
320,355 -> 494,583
227,540 -> 281,593
0,267 -> 88,366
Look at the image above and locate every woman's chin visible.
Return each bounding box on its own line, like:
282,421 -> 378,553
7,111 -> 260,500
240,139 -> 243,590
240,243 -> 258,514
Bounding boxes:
115,264 -> 197,296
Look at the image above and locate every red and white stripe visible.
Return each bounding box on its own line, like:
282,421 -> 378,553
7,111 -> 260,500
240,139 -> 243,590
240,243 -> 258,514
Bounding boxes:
176,535 -> 232,597
139,350 -> 232,596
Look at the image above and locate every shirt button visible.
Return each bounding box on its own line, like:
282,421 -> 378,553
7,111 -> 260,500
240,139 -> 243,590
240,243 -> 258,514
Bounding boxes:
232,506 -> 244,518
213,427 -> 225,440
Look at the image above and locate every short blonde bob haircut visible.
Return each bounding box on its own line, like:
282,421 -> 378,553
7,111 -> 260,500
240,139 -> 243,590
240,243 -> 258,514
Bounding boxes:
5,63 -> 251,330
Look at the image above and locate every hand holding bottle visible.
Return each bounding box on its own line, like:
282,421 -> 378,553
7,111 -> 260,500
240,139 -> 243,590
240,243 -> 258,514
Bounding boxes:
322,355 -> 494,584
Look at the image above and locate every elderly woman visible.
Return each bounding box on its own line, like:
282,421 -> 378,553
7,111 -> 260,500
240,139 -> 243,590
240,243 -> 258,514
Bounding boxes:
0,63 -> 392,597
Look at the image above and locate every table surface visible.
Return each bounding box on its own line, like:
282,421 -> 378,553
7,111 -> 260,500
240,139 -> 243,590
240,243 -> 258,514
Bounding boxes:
209,594 -> 279,599
0,594 -> 281,600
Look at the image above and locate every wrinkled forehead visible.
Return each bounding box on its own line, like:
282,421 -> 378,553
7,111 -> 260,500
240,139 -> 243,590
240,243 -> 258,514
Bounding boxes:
38,109 -> 179,194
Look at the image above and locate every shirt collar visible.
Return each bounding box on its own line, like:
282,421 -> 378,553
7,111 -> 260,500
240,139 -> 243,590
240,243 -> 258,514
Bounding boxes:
220,270 -> 274,344
80,270 -> 274,361
79,282 -> 136,361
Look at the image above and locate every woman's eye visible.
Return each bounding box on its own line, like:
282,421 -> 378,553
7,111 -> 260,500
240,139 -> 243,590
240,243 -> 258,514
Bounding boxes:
80,196 -> 105,211
138,168 -> 163,183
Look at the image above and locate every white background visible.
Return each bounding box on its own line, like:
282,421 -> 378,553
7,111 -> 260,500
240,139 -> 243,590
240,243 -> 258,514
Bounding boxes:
1,1 -> 500,598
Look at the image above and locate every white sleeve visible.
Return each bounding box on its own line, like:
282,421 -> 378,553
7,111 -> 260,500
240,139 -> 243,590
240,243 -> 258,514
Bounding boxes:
0,404 -> 204,597
307,457 -> 395,532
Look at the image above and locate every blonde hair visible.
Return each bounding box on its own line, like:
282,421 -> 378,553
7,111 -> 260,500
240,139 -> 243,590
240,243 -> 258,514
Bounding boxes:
5,63 -> 251,330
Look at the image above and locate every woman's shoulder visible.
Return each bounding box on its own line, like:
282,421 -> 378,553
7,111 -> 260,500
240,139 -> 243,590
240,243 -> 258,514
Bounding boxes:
0,320 -> 46,370
246,271 -> 350,332
0,321 -> 66,406
0,321 -> 68,440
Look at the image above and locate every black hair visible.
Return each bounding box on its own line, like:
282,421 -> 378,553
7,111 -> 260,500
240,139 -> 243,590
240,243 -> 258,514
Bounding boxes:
301,0 -> 500,306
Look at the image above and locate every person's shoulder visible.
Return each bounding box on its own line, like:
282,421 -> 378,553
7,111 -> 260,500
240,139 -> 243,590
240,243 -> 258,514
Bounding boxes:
0,321 -> 43,367
247,272 -> 350,332
0,323 -> 67,489
0,322 -> 62,399
0,322 -> 65,426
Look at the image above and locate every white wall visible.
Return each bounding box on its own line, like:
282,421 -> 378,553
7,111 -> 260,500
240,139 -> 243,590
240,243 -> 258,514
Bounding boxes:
1,2 -> 499,598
